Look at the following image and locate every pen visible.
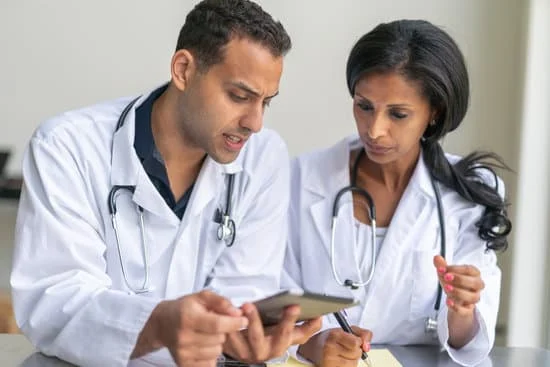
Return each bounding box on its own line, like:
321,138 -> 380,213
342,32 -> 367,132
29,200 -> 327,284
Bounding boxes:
333,310 -> 373,366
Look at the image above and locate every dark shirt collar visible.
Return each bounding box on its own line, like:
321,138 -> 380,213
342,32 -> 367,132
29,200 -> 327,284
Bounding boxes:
134,84 -> 168,162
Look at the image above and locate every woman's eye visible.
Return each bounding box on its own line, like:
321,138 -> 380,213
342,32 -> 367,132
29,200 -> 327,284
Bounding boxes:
357,103 -> 373,112
391,111 -> 408,119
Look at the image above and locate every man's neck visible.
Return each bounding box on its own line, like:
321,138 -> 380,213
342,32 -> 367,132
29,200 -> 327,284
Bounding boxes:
151,86 -> 206,200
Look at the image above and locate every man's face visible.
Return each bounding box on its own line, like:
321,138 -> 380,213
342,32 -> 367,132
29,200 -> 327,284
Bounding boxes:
178,38 -> 283,164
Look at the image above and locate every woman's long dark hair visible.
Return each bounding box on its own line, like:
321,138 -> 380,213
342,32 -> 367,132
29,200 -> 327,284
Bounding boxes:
346,20 -> 511,251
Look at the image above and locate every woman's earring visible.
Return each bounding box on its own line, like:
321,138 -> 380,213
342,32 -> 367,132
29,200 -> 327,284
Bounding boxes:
430,119 -> 436,126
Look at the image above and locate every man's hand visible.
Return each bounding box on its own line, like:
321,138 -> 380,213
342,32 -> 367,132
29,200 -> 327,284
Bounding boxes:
132,290 -> 248,367
223,303 -> 322,363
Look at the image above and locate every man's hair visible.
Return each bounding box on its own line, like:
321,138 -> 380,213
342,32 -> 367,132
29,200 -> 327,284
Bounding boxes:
176,0 -> 292,70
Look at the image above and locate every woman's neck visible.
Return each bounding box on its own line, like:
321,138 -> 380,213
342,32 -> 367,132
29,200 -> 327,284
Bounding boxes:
354,146 -> 421,193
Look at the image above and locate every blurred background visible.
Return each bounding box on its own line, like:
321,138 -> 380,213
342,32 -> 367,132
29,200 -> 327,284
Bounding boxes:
1,0 -> 549,349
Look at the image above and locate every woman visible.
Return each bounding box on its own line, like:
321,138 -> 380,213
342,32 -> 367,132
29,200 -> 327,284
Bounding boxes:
283,19 -> 511,367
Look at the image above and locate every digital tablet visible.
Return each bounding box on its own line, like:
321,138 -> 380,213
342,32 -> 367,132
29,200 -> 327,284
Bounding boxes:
253,289 -> 358,326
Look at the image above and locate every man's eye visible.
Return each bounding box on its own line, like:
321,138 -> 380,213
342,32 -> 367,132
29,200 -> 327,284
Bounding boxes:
230,93 -> 248,102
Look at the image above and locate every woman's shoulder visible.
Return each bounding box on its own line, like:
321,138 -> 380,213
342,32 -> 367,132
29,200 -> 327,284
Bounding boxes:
293,135 -> 357,170
444,152 -> 505,197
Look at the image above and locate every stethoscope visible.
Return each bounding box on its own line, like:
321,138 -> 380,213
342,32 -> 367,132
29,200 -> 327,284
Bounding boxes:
330,149 -> 446,336
107,98 -> 237,294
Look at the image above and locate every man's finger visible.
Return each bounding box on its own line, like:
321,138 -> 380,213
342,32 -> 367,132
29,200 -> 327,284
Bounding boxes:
195,312 -> 248,333
198,291 -> 243,317
241,303 -> 269,361
186,331 -> 226,347
291,317 -> 322,345
183,360 -> 218,367
181,344 -> 224,361
223,330 -> 252,362
268,305 -> 301,356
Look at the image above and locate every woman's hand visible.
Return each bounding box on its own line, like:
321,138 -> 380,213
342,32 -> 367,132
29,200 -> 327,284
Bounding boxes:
297,326 -> 372,367
434,255 -> 484,348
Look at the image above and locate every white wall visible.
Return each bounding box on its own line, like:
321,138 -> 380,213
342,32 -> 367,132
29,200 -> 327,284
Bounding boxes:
1,0 -> 530,345
507,0 -> 550,349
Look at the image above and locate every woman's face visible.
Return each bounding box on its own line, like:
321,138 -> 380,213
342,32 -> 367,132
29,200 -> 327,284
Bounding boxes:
353,72 -> 434,166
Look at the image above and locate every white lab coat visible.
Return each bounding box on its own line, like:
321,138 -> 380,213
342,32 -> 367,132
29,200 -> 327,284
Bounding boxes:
10,87 -> 290,367
283,136 -> 502,367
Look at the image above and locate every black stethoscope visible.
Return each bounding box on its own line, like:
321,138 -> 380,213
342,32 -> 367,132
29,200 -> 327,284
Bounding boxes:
330,149 -> 446,335
107,98 -> 237,294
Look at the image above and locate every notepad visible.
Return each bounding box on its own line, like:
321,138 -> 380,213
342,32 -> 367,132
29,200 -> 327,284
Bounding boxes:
359,349 -> 403,367
272,349 -> 402,367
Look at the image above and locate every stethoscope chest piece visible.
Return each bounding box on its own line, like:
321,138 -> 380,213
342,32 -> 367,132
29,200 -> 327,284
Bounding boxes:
217,214 -> 236,247
425,315 -> 438,335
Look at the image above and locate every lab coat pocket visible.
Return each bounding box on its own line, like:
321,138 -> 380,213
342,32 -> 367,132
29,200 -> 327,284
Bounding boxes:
409,242 -> 440,321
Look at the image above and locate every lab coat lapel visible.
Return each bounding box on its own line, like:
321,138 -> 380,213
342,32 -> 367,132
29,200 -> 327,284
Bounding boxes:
306,137 -> 349,258
307,137 -> 362,296
358,154 -> 435,326
110,93 -> 178,223
163,157 -> 242,297
110,96 -> 141,188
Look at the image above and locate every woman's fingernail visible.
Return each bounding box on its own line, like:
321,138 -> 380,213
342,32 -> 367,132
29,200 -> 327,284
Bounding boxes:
445,284 -> 453,292
364,342 -> 371,352
438,267 -> 446,274
444,273 -> 454,282
446,298 -> 454,307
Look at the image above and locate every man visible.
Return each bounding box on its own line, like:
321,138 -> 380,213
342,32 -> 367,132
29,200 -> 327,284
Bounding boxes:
10,1 -> 320,366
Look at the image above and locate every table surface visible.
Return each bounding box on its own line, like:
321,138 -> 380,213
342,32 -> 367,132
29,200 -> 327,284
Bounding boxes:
2,334 -> 550,367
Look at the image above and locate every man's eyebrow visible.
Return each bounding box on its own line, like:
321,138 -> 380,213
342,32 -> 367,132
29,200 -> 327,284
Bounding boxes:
230,81 -> 279,99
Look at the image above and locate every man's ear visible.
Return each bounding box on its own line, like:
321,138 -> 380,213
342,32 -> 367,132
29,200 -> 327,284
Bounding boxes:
171,49 -> 197,91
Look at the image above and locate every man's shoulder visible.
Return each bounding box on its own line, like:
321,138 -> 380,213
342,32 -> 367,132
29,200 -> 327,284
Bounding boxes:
248,128 -> 287,152
231,128 -> 290,180
32,96 -> 132,143
240,128 -> 288,163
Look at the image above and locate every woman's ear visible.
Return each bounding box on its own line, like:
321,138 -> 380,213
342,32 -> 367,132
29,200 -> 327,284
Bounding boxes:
430,110 -> 439,124
171,49 -> 197,91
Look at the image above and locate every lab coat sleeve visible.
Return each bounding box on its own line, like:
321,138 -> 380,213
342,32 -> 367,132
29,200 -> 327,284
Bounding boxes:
281,158 -> 304,291
282,159 -> 335,364
437,180 -> 504,366
11,137 -> 160,367
207,135 -> 290,306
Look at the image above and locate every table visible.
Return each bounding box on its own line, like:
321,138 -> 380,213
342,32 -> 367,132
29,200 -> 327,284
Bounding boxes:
2,334 -> 550,366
